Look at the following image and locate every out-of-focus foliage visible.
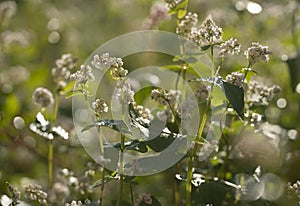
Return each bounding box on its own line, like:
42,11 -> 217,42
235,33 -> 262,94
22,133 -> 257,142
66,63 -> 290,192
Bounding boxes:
0,0 -> 300,205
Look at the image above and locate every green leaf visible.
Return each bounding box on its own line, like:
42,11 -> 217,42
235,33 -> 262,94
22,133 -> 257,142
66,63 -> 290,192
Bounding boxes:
192,181 -> 230,205
201,44 -> 211,51
241,68 -> 257,83
201,42 -> 220,51
4,94 -> 20,118
177,9 -> 187,19
134,87 -> 156,105
146,132 -> 177,152
223,81 -> 244,119
162,65 -> 198,76
166,122 -> 179,134
29,112 -> 69,140
65,89 -> 92,99
113,139 -> 148,153
285,54 -> 300,92
81,119 -> 131,134
168,0 -> 189,19
92,177 -> 113,188
59,81 -> 75,95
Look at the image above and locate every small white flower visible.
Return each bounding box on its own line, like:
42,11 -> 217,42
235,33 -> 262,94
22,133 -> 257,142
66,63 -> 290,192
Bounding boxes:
70,65 -> 95,85
92,98 -> 109,113
225,72 -> 245,87
195,83 -> 209,101
32,87 -> 54,107
244,42 -> 271,65
199,16 -> 223,42
51,53 -> 77,88
114,82 -> 135,104
219,38 -> 241,57
137,193 -> 152,205
91,53 -> 113,70
176,12 -> 198,36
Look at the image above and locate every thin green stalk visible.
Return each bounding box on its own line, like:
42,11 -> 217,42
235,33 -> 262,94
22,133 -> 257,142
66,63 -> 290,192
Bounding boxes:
52,93 -> 59,126
130,181 -> 134,206
48,139 -> 53,190
81,86 -> 105,154
48,93 -> 59,190
243,63 -> 251,82
186,45 -> 220,205
116,133 -> 125,206
97,125 -> 105,205
99,168 -> 105,206
186,98 -> 210,206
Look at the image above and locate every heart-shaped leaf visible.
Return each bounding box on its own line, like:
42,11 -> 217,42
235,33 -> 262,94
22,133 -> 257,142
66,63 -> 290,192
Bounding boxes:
222,81 -> 244,119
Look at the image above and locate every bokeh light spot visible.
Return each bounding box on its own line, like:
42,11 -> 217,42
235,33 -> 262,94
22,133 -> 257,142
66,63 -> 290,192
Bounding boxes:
47,18 -> 60,30
48,31 -> 60,44
296,82 -> 300,94
261,173 -> 284,201
281,54 -> 288,61
13,116 -> 25,130
276,98 -> 287,109
235,1 -> 246,11
287,129 -> 298,140
247,1 -> 262,14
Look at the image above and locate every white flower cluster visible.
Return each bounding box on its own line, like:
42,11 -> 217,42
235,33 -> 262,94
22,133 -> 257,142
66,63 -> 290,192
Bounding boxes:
70,65 -> 95,86
24,184 -> 47,204
65,201 -> 83,206
6,182 -> 20,204
151,89 -> 181,106
51,53 -> 77,89
92,98 -> 108,114
91,53 -> 128,80
134,105 -> 153,124
176,13 -> 223,46
114,82 -> 135,104
176,12 -> 198,36
246,80 -> 280,106
194,83 -> 210,102
0,65 -> 29,93
219,38 -> 241,57
287,180 -> 300,203
244,42 -> 271,66
137,193 -> 152,205
225,71 -> 245,87
151,89 -> 181,122
163,0 -> 181,10
32,87 -> 54,108
143,2 -> 170,29
0,1 -> 17,21
198,17 -> 223,43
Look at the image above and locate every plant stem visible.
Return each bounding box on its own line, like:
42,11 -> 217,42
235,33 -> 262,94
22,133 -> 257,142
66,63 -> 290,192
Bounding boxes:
185,98 -> 210,206
186,44 -> 219,205
130,181 -> 134,206
48,93 -> 59,190
97,125 -> 105,205
99,168 -> 105,206
116,133 -> 125,206
48,139 -> 53,190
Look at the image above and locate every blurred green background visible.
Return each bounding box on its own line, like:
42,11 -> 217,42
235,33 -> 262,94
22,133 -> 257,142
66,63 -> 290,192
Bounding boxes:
0,0 -> 300,205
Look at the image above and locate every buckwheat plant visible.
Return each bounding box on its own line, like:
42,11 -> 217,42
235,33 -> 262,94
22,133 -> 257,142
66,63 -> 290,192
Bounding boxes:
30,55 -> 72,191
65,4 -> 283,205
70,52 -> 133,205
5,182 -> 21,206
158,1 -> 282,205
